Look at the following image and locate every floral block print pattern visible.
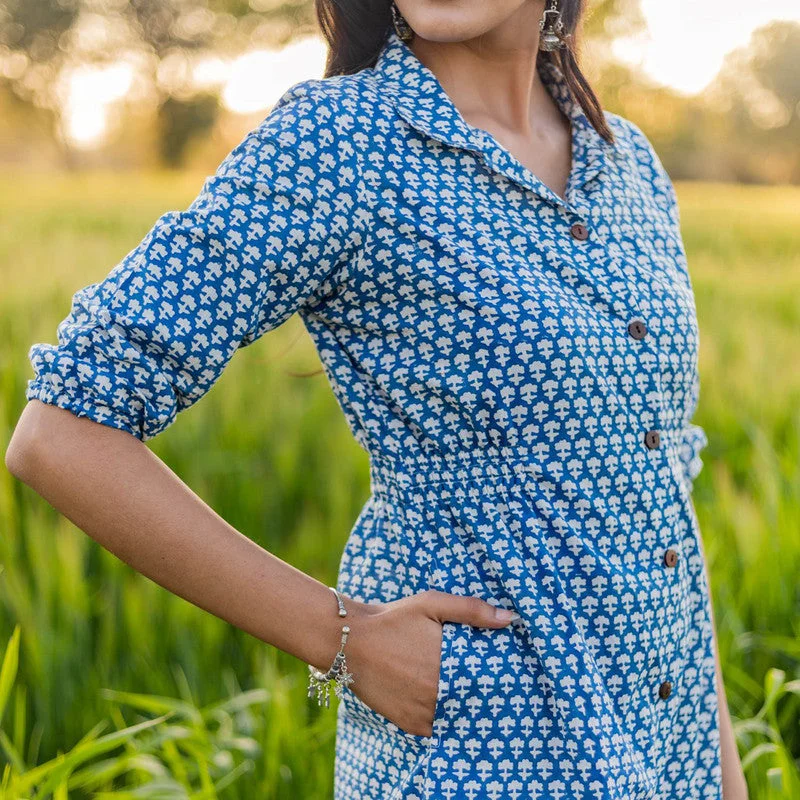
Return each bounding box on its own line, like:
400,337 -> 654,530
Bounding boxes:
26,29 -> 721,800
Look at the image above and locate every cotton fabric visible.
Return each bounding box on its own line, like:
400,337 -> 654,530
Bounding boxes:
25,29 -> 721,800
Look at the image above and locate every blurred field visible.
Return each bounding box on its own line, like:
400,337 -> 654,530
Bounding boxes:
0,173 -> 798,798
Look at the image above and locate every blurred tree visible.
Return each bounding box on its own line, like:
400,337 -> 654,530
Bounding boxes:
0,0 -> 78,55
749,21 -> 800,121
157,91 -> 219,167
596,20 -> 800,185
0,0 -> 80,164
0,0 -> 317,167
708,21 -> 800,183
583,0 -> 643,42
0,0 -> 642,168
580,0 -> 644,79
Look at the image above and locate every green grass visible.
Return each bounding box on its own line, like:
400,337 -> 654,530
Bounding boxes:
1,172 -> 799,797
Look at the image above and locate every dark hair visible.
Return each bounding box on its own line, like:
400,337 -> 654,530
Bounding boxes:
315,0 -> 614,144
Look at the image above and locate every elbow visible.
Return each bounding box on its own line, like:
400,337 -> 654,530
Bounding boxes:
7,400 -> 144,485
5,425 -> 42,484
4,400 -> 54,483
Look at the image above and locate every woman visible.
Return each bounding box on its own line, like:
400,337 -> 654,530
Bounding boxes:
5,0 -> 748,798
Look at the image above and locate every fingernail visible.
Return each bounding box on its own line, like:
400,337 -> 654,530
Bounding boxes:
494,608 -> 520,623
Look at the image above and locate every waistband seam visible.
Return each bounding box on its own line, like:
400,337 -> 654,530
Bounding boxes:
368,453 -> 547,492
367,441 -> 684,496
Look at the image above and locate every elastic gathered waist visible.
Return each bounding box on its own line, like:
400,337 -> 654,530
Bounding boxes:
368,449 -> 547,505
367,431 -> 688,506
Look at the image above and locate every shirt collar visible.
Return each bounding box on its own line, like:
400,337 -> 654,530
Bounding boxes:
372,30 -> 621,208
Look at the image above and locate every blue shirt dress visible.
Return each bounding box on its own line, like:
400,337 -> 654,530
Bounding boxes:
25,29 -> 722,800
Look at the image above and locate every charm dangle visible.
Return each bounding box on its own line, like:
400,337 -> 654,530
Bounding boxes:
307,587 -> 356,708
307,623 -> 354,706
391,0 -> 414,43
539,0 -> 568,52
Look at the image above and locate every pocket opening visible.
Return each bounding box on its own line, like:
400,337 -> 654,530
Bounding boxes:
340,618 -> 455,749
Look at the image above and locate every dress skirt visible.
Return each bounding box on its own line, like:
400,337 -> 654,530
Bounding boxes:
332,451 -> 721,800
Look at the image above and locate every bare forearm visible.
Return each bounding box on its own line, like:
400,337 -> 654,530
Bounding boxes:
696,505 -> 748,798
6,400 -> 360,673
713,628 -> 748,798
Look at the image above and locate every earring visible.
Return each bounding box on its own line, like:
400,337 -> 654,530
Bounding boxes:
391,0 -> 414,42
539,0 -> 567,52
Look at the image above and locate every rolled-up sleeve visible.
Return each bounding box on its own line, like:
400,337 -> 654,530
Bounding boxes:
25,79 -> 366,441
678,422 -> 708,487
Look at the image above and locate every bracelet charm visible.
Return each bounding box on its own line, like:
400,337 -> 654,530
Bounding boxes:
307,587 -> 356,707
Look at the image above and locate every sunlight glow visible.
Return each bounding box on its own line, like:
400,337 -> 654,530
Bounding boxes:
57,3 -> 800,148
614,0 -> 800,95
221,36 -> 327,114
57,35 -> 326,149
60,62 -> 134,149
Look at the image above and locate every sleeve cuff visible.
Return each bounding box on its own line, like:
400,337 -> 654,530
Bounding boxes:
25,375 -> 148,440
678,422 -> 709,485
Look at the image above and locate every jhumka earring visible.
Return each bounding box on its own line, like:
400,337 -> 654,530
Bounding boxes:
539,0 -> 568,52
391,0 -> 414,42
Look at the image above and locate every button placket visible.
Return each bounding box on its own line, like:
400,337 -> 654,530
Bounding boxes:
612,269 -> 677,590
558,204 -> 637,317
553,183 -> 689,727
554,118 -> 689,734
642,655 -> 680,730
648,436 -> 712,714
632,321 -> 665,460
652,448 -> 713,718
561,203 -> 670,497
523,202 -> 636,320
563,202 -> 654,328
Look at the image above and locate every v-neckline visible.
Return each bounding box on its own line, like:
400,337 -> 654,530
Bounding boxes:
372,30 -> 621,214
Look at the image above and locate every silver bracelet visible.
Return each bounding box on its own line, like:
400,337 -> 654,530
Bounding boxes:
307,586 -> 355,707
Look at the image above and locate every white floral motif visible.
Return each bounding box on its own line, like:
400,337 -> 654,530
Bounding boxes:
26,29 -> 721,800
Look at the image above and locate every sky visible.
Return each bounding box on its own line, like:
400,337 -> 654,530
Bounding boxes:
615,0 -> 800,95
63,2 -> 800,148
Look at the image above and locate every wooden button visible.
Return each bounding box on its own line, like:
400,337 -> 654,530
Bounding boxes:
627,319 -> 648,340
663,549 -> 679,568
570,222 -> 589,241
644,429 -> 661,450
658,681 -> 673,700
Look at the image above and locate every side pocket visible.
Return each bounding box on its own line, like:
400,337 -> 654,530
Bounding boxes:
339,619 -> 456,750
